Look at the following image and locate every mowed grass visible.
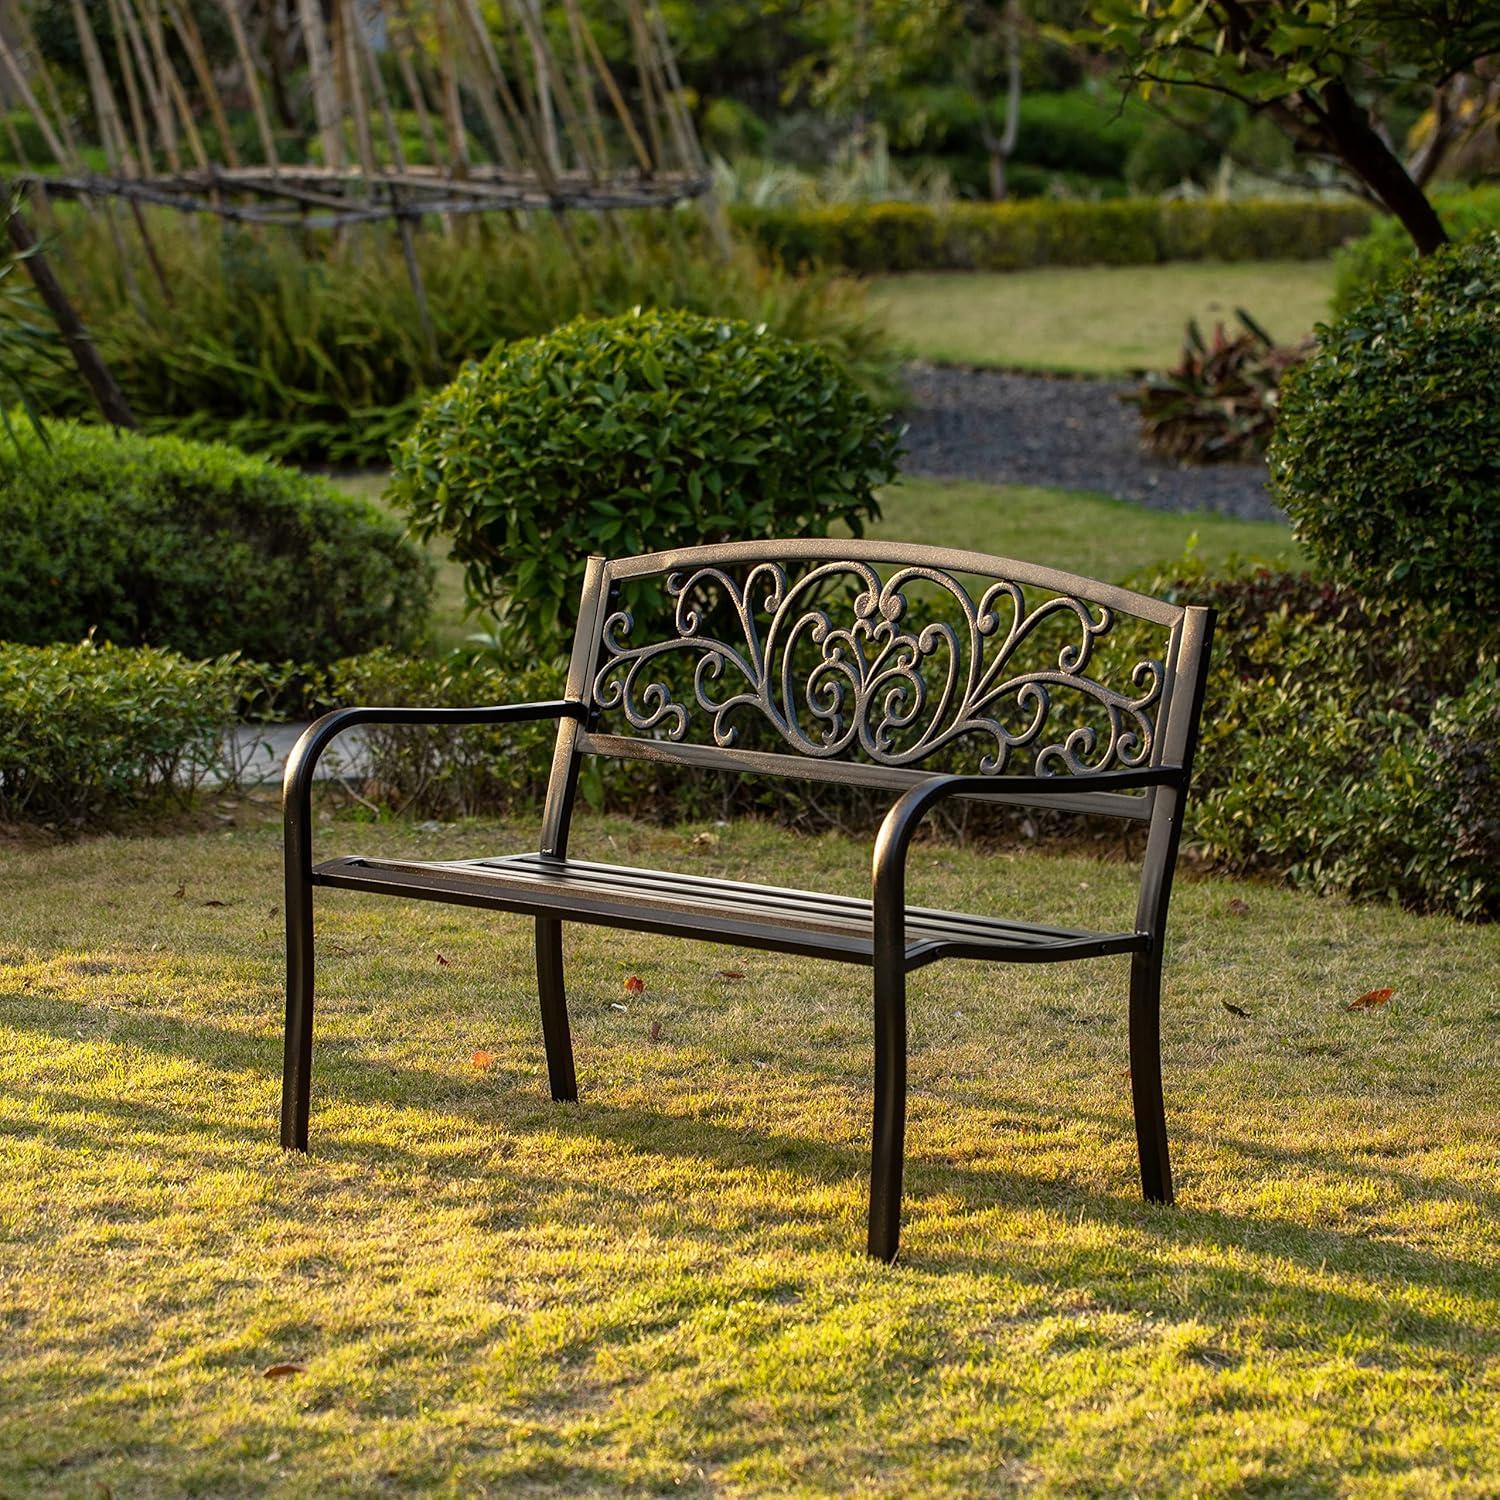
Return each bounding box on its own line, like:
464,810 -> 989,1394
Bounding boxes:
4,810 -> 1499,1495
339,472 -> 1300,651
868,261 -> 1337,375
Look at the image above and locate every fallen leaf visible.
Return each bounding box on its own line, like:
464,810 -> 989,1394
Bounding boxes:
262,1362 -> 305,1379
471,1050 -> 495,1069
649,1019 -> 663,1043
624,975 -> 645,995
715,969 -> 746,981
1227,897 -> 1251,917
436,953 -> 451,967
200,899 -> 228,908
1348,987 -> 1394,1011
1222,1000 -> 1251,1019
171,881 -> 185,900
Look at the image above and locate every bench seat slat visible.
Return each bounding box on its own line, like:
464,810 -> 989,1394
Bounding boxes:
312,853 -> 1148,969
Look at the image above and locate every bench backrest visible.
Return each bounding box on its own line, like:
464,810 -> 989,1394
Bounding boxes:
539,539 -> 1213,854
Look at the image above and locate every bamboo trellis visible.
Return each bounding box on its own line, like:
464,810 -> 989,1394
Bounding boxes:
0,0 -> 711,228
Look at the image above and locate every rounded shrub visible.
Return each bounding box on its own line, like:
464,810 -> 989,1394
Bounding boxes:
1270,233 -> 1500,625
391,308 -> 901,655
0,421 -> 431,663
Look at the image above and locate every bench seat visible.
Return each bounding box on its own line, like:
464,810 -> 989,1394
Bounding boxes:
314,852 -> 1149,969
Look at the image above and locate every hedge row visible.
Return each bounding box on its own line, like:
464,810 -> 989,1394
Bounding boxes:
732,197 -> 1374,273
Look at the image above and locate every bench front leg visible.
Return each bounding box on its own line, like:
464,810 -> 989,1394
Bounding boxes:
868,950 -> 907,1262
281,854 -> 315,1150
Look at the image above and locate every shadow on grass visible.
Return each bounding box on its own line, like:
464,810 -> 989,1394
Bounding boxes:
8,987 -> 1500,1362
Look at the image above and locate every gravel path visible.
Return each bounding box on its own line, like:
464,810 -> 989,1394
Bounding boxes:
899,363 -> 1281,522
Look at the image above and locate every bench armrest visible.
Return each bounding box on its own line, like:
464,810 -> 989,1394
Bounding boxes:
870,767 -> 1186,959
283,700 -> 587,878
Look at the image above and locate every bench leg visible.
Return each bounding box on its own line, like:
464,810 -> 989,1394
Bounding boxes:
535,917 -> 578,1102
281,871 -> 315,1151
1128,950 -> 1174,1204
867,956 -> 907,1262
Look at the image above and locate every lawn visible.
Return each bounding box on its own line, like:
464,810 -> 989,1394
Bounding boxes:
4,810 -> 1498,1494
868,261 -> 1337,375
339,472 -> 1301,651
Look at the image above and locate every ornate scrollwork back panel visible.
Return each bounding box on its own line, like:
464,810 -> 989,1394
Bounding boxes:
590,558 -> 1173,778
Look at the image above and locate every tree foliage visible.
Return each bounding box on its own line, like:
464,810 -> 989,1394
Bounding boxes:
1077,0 -> 1500,251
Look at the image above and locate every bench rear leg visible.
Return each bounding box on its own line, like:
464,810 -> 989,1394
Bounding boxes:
281,872 -> 314,1150
535,917 -> 578,1102
1128,950 -> 1173,1203
867,957 -> 907,1262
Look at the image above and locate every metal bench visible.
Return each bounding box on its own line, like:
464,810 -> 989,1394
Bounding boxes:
280,539 -> 1215,1262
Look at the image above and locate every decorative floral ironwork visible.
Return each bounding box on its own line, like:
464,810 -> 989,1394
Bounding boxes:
593,561 -> 1164,775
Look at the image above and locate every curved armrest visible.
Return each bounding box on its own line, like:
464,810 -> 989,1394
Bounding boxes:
283,700 -> 587,880
870,767 -> 1185,961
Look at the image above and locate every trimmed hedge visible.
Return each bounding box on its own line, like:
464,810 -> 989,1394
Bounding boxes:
392,309 -> 898,656
1272,233 -> 1500,626
0,421 -> 432,664
732,197 -> 1374,273
0,640 -> 239,826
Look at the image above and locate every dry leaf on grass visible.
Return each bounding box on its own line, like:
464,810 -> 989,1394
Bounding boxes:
471,1050 -> 495,1070
1222,1000 -> 1251,1019
436,953 -> 451,968
1347,987 -> 1394,1011
1227,898 -> 1251,917
262,1362 -> 305,1379
715,970 -> 746,981
624,975 -> 645,995
649,1019 -> 663,1043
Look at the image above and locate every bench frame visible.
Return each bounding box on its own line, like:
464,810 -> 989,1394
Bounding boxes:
281,539 -> 1215,1262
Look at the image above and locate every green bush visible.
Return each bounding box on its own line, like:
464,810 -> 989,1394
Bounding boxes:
24,209 -> 895,464
324,650 -> 563,819
0,639 -> 239,826
1330,186 -> 1500,317
391,308 -> 900,656
732,196 -> 1373,272
1271,233 -> 1500,625
0,421 -> 432,663
1140,561 -> 1498,920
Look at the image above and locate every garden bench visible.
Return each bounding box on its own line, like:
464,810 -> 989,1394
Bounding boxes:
281,539 -> 1215,1261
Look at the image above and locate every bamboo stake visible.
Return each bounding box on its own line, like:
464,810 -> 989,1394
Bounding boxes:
514,0 -> 605,183
450,0 -> 532,175
69,0 -> 138,176
219,0 -> 282,172
11,4 -> 86,164
388,9 -> 439,164
103,0 -> 157,174
647,0 -> 706,174
296,0 -> 345,169
348,2 -> 438,363
577,3 -> 652,174
123,0 -> 181,173
562,0 -> 610,173
0,32 -> 71,166
167,0 -> 242,168
430,0 -> 471,178
6,203 -> 136,428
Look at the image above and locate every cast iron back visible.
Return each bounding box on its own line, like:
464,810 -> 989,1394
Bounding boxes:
537,540 -> 1214,870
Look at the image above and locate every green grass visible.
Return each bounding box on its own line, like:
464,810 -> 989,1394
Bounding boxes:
868,261 -> 1337,375
4,810 -> 1499,1494
873,479 -> 1300,579
339,472 -> 1300,652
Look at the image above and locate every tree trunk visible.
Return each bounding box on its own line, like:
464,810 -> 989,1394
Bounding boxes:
1319,80 -> 1448,255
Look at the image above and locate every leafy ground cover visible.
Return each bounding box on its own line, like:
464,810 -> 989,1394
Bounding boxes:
3,810 -> 1498,1495
868,261 -> 1336,374
339,473 -> 1300,651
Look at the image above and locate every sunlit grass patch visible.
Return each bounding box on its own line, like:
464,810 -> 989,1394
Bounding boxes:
2,812 -> 1497,1495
